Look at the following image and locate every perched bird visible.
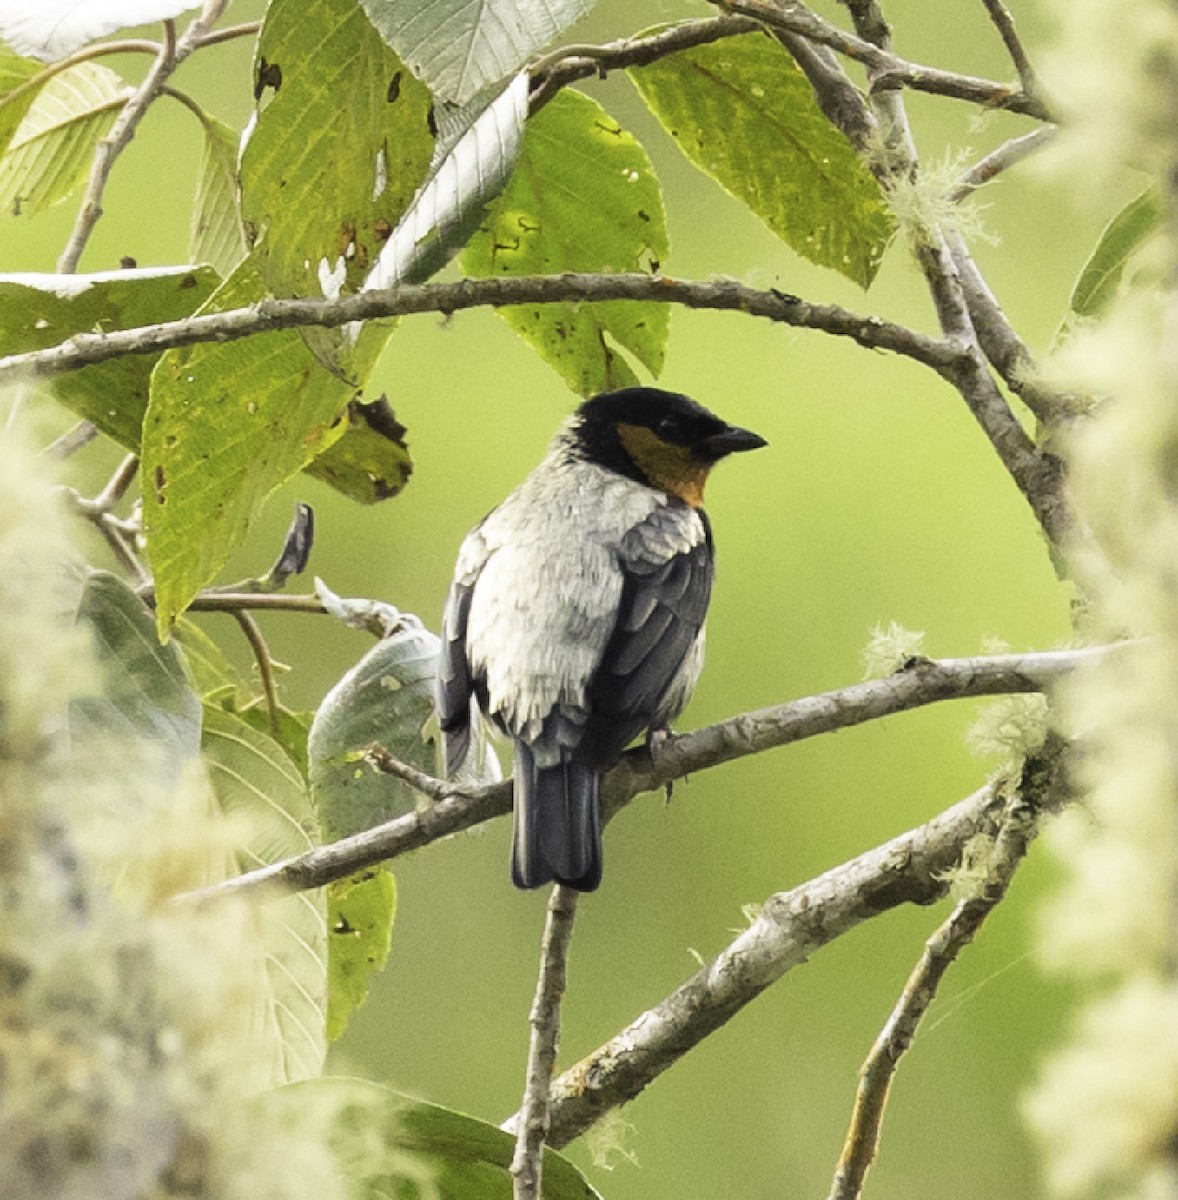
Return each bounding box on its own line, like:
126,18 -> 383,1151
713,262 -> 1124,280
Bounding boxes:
437,387 -> 766,891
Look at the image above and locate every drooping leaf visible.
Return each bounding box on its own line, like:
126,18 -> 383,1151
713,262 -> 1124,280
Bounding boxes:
0,265 -> 219,447
174,616 -> 250,698
363,71 -> 528,291
0,61 -> 130,217
357,0 -> 595,106
235,703 -> 314,780
461,87 -> 669,396
142,257 -> 368,636
71,569 -> 202,786
202,698 -> 327,1085
1069,189 -> 1160,319
0,45 -> 44,155
190,111 -> 248,278
303,396 -> 413,503
629,31 -> 893,287
326,867 -> 396,1042
265,1078 -> 603,1200
0,0 -> 197,62
240,0 -> 435,300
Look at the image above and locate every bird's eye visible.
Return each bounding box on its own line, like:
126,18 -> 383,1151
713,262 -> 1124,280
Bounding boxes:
656,416 -> 680,438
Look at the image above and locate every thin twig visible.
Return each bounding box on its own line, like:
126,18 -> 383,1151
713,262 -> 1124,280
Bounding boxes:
950,127 -> 1057,202
0,273 -> 963,383
826,787 -> 1039,1200
93,452 -> 139,510
511,886 -> 580,1200
978,0 -> 1041,99
515,739 -> 1064,1148
44,420 -> 98,459
364,744 -> 458,803
232,610 -> 280,737
57,1 -> 231,273
716,0 -> 1053,120
173,645 -> 1118,906
146,590 -> 329,615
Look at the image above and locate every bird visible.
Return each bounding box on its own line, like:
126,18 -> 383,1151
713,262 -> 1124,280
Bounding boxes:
436,387 -> 766,892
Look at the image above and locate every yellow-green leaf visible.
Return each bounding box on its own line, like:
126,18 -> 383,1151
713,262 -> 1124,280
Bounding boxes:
190,112 -> 248,278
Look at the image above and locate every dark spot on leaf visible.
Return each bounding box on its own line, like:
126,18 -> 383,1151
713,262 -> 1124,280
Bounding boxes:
254,57 -> 282,101
636,209 -> 650,222
517,217 -> 539,234
650,258 -> 661,273
333,915 -> 355,935
179,272 -> 198,289
153,465 -> 166,500
119,255 -> 137,269
374,218 -> 392,242
10,196 -> 23,217
387,71 -> 402,103
594,120 -> 622,137
426,106 -> 438,137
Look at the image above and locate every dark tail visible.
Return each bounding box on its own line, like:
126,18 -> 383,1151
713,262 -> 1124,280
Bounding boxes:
511,743 -> 602,891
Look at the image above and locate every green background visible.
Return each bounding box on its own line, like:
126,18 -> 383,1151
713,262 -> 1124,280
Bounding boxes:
1,2 -> 1111,1195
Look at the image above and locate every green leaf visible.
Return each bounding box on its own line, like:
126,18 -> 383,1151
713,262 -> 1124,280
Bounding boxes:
357,0 -> 594,106
326,867 -> 396,1042
364,72 -> 528,290
240,0 -> 435,300
629,32 -> 893,287
461,87 -> 669,397
143,257 -> 365,636
174,617 -> 251,698
71,569 -> 202,783
202,699 -> 328,1085
0,266 -> 219,448
190,112 -> 248,278
1069,189 -> 1160,319
266,1078 -> 603,1199
0,61 -> 129,217
0,45 -> 44,156
303,396 -> 413,504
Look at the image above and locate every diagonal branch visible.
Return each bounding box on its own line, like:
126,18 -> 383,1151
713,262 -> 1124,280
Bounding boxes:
517,737 -> 1065,1148
0,273 -> 963,383
978,0 -> 1042,100
173,645 -> 1118,906
57,1 -> 231,273
826,781 -> 1040,1200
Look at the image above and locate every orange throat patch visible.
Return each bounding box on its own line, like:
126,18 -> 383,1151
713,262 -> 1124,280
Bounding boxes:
617,422 -> 711,507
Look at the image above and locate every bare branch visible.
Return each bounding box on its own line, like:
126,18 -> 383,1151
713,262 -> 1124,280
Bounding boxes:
826,786 -> 1039,1200
978,0 -> 1042,99
173,645 -> 1117,906
0,274 -> 962,383
950,128 -> 1057,202
57,1 -> 230,273
44,420 -> 98,459
177,591 -> 329,615
771,27 -> 875,154
529,739 -> 1064,1148
511,886 -> 580,1200
717,0 -> 1053,120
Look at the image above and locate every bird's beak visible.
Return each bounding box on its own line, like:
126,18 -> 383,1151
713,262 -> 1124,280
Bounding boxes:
697,424 -> 768,459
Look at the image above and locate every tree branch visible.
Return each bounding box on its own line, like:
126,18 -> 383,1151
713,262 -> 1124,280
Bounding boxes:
826,780 -> 1040,1200
0,274 -> 962,383
978,0 -> 1042,100
717,0 -> 1054,120
950,128 -> 1057,202
511,886 -> 580,1200
173,645 -> 1116,906
56,1 -> 230,273
524,738 -> 1064,1148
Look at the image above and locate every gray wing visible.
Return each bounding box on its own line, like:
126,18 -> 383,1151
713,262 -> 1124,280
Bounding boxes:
582,505 -> 713,765
437,522 -> 489,775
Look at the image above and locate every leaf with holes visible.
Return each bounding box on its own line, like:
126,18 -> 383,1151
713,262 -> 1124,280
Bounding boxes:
0,44 -> 43,155
303,396 -> 413,504
629,32 -> 893,287
0,266 -> 219,448
461,87 -> 669,396
0,61 -> 129,217
190,111 -> 248,278
357,0 -> 595,106
326,867 -> 396,1042
240,0 -> 435,300
202,698 -> 327,1085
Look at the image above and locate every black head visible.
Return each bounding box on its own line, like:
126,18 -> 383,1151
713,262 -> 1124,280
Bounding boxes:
567,387 -> 766,505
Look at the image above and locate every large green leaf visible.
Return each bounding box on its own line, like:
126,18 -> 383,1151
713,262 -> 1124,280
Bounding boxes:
357,0 -> 594,106
0,266 -> 219,447
202,698 -> 327,1085
0,45 -> 43,155
240,0 -> 435,300
1069,189 -> 1160,319
190,112 -> 248,278
461,87 -> 669,396
71,568 -> 202,784
0,61 -> 129,217
326,868 -> 396,1043
629,32 -> 893,287
266,1078 -> 603,1199
142,258 -> 368,636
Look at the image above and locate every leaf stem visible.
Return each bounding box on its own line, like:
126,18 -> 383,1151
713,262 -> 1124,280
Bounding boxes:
232,609 -> 281,737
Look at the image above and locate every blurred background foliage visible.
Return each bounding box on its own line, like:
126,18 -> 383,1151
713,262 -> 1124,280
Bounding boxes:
0,0 -> 1125,1195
